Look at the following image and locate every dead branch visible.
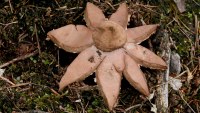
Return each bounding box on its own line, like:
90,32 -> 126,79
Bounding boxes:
156,30 -> 171,113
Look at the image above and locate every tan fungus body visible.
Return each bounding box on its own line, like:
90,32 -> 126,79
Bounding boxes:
47,2 -> 167,111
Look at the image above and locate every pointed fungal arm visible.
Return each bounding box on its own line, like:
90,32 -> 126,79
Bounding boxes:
109,3 -> 128,29
126,24 -> 159,44
84,2 -> 106,29
47,25 -> 93,53
124,43 -> 167,70
123,54 -> 149,96
59,46 -> 106,91
96,49 -> 125,110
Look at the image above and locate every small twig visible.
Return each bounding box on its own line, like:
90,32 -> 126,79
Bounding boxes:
105,1 -> 115,10
133,3 -> 158,8
50,88 -> 60,95
194,15 -> 199,49
124,104 -> 142,112
192,0 -> 200,6
73,11 -> 84,21
40,25 -> 45,33
34,24 -> 41,54
0,21 -> 18,26
8,0 -> 13,13
131,3 -> 160,15
56,6 -> 83,11
0,82 -> 31,91
18,33 -> 28,42
177,18 -> 195,34
0,76 -> 15,85
179,91 -> 196,113
169,36 -> 177,49
8,82 -> 30,88
54,0 -> 60,7
26,5 -> 47,10
197,102 -> 199,113
0,50 -> 39,69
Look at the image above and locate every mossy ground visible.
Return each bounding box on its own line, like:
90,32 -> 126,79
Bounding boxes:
0,0 -> 199,113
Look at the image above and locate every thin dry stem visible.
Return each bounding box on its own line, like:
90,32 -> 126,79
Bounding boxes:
195,15 -> 199,49
0,50 -> 39,69
179,91 -> 196,113
0,76 -> 15,85
124,104 -> 142,112
0,82 -> 31,91
55,6 -> 83,11
0,21 -> 18,26
34,24 -> 41,54
8,0 -> 13,13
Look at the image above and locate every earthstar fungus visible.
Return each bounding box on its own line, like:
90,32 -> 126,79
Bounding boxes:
47,2 -> 167,110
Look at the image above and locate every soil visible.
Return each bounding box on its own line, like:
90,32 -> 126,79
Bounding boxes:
0,0 -> 199,113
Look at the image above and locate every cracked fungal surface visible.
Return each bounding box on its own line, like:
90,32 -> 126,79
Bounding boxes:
47,2 -> 167,111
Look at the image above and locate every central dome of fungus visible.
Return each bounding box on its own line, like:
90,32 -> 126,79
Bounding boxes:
92,21 -> 127,52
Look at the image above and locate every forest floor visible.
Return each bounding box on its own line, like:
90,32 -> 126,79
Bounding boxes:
0,0 -> 199,113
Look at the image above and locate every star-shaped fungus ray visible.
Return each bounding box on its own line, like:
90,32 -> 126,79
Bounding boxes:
47,25 -> 93,53
59,46 -> 106,91
126,24 -> 159,44
96,49 -> 125,110
123,54 -> 149,96
124,43 -> 167,70
84,2 -> 106,29
109,3 -> 128,29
